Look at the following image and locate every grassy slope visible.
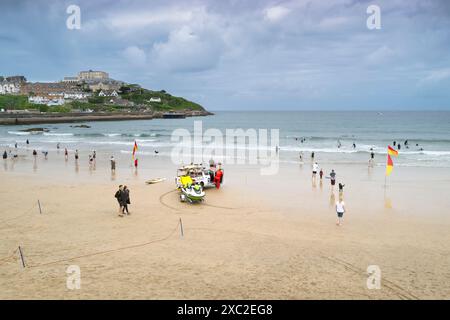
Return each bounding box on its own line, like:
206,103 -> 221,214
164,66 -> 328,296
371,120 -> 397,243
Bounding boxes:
0,88 -> 206,113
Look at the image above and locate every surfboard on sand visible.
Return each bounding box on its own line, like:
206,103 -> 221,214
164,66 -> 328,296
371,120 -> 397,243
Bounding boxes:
145,178 -> 166,184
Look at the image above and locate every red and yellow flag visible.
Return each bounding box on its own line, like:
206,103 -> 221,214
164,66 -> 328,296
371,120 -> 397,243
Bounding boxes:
388,145 -> 398,157
386,154 -> 394,176
132,141 -> 138,160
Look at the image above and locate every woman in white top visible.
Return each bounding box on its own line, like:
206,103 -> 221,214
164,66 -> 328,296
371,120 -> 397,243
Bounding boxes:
312,162 -> 319,178
335,199 -> 345,226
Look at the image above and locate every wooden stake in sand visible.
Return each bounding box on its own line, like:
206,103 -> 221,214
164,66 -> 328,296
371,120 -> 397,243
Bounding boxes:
18,246 -> 26,268
179,218 -> 184,238
37,200 -> 42,214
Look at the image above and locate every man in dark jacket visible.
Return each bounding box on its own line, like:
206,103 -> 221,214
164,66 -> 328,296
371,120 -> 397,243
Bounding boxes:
122,186 -> 130,215
114,185 -> 124,217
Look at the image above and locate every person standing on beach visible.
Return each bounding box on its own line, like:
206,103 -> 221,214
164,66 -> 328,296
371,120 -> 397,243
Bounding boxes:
134,158 -> 138,169
75,150 -> 79,161
26,139 -> 29,147
93,150 -> 97,163
57,143 -> 60,150
339,183 -> 345,196
64,148 -> 68,161
114,185 -> 124,217
14,142 -> 18,149
110,156 -> 116,172
122,186 -> 130,215
329,169 -> 336,190
32,149 -> 37,157
335,199 -> 346,226
89,154 -> 94,168
2,151 -> 7,160
312,162 -> 319,179
311,152 -> 315,161
319,168 -> 324,180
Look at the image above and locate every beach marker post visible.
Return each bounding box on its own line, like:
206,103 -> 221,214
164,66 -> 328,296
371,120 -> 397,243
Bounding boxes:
179,218 -> 184,238
37,200 -> 42,214
18,246 -> 26,268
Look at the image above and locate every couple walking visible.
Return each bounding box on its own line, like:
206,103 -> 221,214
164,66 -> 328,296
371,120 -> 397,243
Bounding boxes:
114,185 -> 131,217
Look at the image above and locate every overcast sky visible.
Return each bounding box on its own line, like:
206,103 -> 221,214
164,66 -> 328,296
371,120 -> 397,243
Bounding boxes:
1,0 -> 450,110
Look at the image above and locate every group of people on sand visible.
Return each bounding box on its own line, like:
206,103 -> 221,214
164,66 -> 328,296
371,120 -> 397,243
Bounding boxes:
311,161 -> 346,226
114,185 -> 131,217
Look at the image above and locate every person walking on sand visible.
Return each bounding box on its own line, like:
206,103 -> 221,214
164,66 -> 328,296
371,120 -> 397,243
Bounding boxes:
312,162 -> 319,179
64,148 -> 68,161
114,185 -> 124,217
110,156 -> 116,172
329,169 -> 336,190
122,186 -> 130,215
335,198 -> 346,226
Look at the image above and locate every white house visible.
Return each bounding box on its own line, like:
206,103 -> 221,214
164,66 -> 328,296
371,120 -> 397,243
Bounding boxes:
28,95 -> 65,106
149,97 -> 161,102
0,82 -> 21,94
63,92 -> 90,100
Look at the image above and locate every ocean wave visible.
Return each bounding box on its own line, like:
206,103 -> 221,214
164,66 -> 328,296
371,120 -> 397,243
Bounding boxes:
43,132 -> 74,136
8,131 -> 31,136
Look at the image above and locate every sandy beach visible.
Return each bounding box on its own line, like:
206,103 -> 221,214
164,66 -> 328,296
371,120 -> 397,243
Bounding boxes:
1,148 -> 449,300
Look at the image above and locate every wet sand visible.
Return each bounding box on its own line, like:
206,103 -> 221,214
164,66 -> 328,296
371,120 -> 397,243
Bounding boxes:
1,150 -> 450,299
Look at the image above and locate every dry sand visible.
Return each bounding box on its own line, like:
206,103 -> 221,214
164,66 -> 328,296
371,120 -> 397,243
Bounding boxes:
1,152 -> 450,299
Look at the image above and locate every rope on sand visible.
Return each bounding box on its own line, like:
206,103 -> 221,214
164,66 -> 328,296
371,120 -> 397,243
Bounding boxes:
0,202 -> 39,225
25,220 -> 181,269
321,255 -> 420,300
159,189 -> 242,212
0,248 -> 19,266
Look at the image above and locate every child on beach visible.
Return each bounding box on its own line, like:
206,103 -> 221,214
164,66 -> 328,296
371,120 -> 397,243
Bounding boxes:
339,183 -> 345,195
335,199 -> 345,226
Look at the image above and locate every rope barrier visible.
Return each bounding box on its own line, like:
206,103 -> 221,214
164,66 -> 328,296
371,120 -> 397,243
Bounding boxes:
0,202 -> 38,225
26,220 -> 181,268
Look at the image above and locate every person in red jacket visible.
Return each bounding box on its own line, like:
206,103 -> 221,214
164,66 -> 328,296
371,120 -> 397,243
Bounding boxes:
214,168 -> 223,189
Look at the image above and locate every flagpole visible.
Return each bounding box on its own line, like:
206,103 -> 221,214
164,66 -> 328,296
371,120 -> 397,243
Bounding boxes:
384,154 -> 387,189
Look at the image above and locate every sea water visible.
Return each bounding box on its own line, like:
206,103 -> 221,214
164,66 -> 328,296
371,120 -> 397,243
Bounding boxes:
1,111 -> 449,168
